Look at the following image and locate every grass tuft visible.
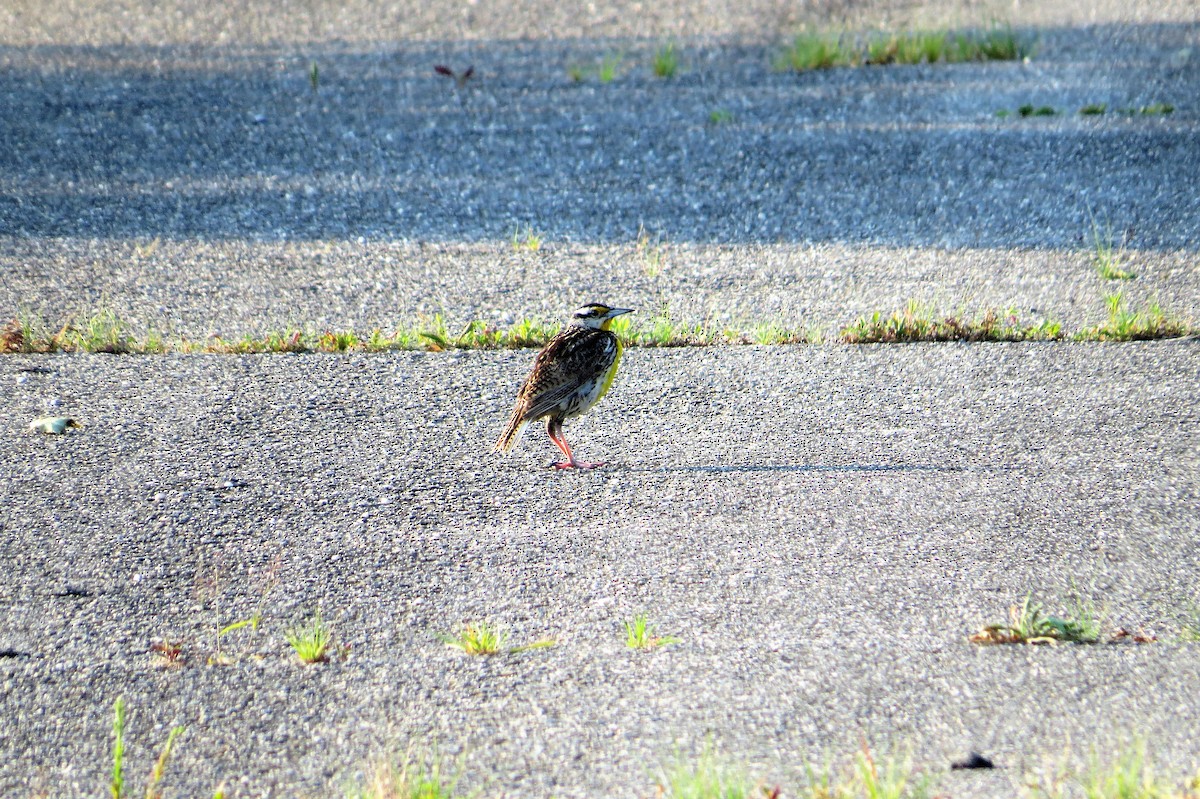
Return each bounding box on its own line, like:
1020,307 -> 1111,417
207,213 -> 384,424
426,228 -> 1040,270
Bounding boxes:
653,42 -> 680,78
285,611 -> 333,664
656,744 -> 775,799
1074,292 -> 1189,341
436,620 -> 554,656
109,697 -> 186,799
865,30 -> 949,65
57,307 -> 136,353
775,31 -> 856,72
624,613 -> 680,650
840,302 -> 1061,343
349,745 -> 463,799
781,22 -> 1029,72
439,621 -> 508,656
797,741 -> 935,799
6,299 -> 1190,355
635,224 -> 669,277
1090,214 -> 1135,280
1026,737 -> 1198,799
598,53 -> 622,83
511,226 -> 543,252
970,593 -> 1102,645
969,22 -> 1030,61
146,726 -> 186,799
1018,104 -> 1057,117
749,320 -> 806,345
318,330 -> 361,351
1079,739 -> 1162,799
850,742 -> 933,799
570,53 -> 624,83
1122,103 -> 1174,116
1180,605 -> 1200,643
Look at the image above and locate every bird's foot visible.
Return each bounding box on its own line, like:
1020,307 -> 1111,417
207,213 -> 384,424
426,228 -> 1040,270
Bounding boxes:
552,459 -> 606,470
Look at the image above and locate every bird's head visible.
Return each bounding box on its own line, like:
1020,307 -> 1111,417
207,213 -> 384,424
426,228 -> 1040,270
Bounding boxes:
571,303 -> 634,331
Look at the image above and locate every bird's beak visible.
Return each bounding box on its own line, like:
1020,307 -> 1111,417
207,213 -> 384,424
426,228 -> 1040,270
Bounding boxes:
607,307 -> 634,318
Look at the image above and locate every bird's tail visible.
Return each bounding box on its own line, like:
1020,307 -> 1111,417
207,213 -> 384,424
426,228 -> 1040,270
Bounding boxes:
493,411 -> 529,454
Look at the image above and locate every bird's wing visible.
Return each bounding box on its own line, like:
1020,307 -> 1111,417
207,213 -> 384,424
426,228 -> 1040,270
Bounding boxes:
513,327 -> 613,421
520,381 -> 582,421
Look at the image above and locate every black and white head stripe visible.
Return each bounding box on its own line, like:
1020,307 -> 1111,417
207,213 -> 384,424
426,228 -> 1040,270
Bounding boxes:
573,304 -> 611,319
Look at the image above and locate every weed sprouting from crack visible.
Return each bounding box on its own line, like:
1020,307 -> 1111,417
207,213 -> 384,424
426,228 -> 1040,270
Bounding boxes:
968,22 -> 1032,61
1089,212 -> 1135,280
437,621 -> 554,656
777,21 -> 1031,73
66,307 -> 135,353
597,53 -> 622,83
774,30 -> 856,71
285,610 -> 334,664
1180,603 -> 1200,643
6,297 -> 1191,356
656,743 -> 776,798
624,613 -> 680,651
1018,104 -> 1057,117
1123,103 -> 1175,116
196,553 -> 281,666
150,639 -> 185,669
840,301 -> 1062,343
566,52 -> 623,84
865,30 -> 950,65
653,42 -> 680,78
748,320 -> 806,345
1025,736 -> 1200,799
511,225 -> 543,252
110,697 -> 186,799
848,740 -> 936,799
970,593 -> 1105,645
133,237 -> 161,259
437,621 -> 506,656
635,224 -> 668,277
318,330 -> 361,351
708,108 -> 734,125
1074,292 -> 1189,341
111,699 -> 126,799
349,743 -> 466,799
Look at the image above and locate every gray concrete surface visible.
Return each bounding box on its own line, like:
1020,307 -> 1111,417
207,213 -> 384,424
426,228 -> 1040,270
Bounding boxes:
1,4 -> 1198,334
3,344 -> 1200,798
2,0 -> 1200,797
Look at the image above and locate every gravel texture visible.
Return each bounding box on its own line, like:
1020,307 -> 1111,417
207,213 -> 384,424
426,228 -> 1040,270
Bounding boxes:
2,1 -> 1200,797
1,4 -> 1198,334
4,344 -> 1200,797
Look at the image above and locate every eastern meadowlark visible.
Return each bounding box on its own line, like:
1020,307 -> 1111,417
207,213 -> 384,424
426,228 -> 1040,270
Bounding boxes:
493,303 -> 634,469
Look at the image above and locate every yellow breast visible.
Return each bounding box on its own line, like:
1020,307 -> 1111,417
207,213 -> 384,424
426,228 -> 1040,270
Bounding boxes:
594,337 -> 623,403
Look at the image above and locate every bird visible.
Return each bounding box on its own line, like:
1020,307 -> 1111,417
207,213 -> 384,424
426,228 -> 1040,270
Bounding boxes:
493,303 -> 634,469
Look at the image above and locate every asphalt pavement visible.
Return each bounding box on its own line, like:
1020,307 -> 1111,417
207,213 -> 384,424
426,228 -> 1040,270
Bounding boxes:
2,1 -> 1199,797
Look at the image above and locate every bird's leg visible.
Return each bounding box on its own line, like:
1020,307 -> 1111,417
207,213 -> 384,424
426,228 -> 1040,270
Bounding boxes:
546,418 -> 572,462
546,418 -> 604,470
